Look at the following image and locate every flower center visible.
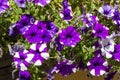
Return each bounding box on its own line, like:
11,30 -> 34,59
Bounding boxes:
93,62 -> 100,66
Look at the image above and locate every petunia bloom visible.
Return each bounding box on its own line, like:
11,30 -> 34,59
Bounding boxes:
81,14 -> 99,27
30,43 -> 49,66
14,50 -> 34,71
55,36 -> 64,51
100,36 -> 115,58
14,0 -> 26,8
33,0 -> 51,7
24,25 -> 41,43
60,0 -> 73,20
0,0 -> 9,14
59,26 -> 81,47
87,56 -> 108,76
92,23 -> 109,39
98,4 -> 114,17
50,59 -> 77,76
16,14 -> 34,34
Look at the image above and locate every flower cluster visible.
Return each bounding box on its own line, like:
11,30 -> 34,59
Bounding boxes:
6,0 -> 120,80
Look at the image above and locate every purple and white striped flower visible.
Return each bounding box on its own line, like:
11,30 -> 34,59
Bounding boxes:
30,43 -> 49,66
60,0 -> 73,21
0,0 -> 9,14
99,36 -> 115,58
16,14 -> 34,34
81,14 -> 99,27
92,23 -> 109,39
33,0 -> 51,7
14,0 -> 26,8
98,4 -> 114,17
87,56 -> 108,76
58,26 -> 81,47
54,59 -> 77,76
14,50 -> 34,71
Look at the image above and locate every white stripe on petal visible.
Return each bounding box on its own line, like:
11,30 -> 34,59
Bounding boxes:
100,70 -> 105,75
87,62 -> 91,66
98,7 -> 103,14
41,52 -> 49,60
23,50 -> 28,53
30,44 -> 36,50
39,43 -> 47,52
14,52 -> 20,58
34,60 -> 42,66
103,61 -> 108,66
20,63 -> 27,71
66,60 -> 73,65
46,0 -> 51,3
90,69 -> 95,76
105,52 -> 112,58
25,54 -> 34,63
72,68 -> 77,73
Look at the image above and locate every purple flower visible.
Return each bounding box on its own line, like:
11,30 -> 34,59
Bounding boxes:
14,0 -> 26,8
98,4 -> 114,17
55,36 -> 64,51
59,26 -> 81,47
34,20 -> 47,30
39,30 -> 52,43
19,71 -> 31,80
62,0 -> 68,8
35,21 -> 58,37
55,59 -> 77,76
60,7 -> 73,21
8,43 -> 24,56
0,0 -> 9,14
45,22 -> 59,37
16,14 -> 34,34
30,43 -> 49,66
14,50 -> 34,71
81,14 -> 99,27
92,24 -> 109,39
24,25 -> 41,43
112,10 -> 120,25
87,56 -> 108,76
100,37 -> 115,58
113,44 -> 120,61
8,24 -> 19,36
60,0 -> 73,21
33,0 -> 51,7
